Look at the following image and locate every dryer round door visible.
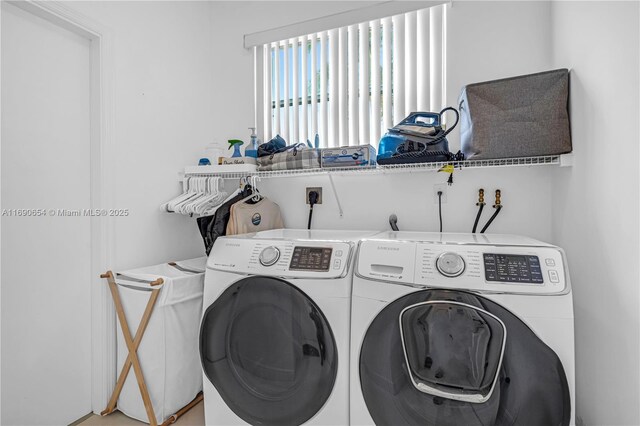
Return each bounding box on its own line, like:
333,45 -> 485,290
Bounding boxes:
200,276 -> 338,426
359,289 -> 571,426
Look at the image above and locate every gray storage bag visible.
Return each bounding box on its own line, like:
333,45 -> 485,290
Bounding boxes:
459,69 -> 571,159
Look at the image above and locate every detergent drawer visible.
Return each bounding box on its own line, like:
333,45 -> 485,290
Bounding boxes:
356,240 -> 417,284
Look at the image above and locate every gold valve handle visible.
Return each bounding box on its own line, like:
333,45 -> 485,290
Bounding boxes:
476,188 -> 486,206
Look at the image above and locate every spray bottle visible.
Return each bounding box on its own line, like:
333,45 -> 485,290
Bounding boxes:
228,139 -> 244,158
245,127 -> 260,158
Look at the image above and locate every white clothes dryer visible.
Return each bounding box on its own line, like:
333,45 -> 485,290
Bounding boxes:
351,232 -> 575,426
200,229 -> 375,425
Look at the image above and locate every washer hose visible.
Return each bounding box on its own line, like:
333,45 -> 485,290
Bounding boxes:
480,190 -> 502,233
480,205 -> 502,233
472,204 -> 485,233
472,188 -> 486,233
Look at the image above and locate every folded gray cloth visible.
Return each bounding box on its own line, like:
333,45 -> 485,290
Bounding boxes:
257,146 -> 321,171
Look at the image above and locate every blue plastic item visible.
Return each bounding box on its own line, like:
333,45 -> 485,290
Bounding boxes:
377,112 -> 441,162
228,139 -> 244,158
198,158 -> 211,166
245,127 -> 259,158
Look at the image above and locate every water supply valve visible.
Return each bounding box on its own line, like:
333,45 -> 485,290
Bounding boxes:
494,189 -> 501,208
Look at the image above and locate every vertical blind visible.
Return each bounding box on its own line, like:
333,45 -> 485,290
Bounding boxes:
254,4 -> 446,148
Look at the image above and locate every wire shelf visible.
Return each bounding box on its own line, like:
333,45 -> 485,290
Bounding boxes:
183,155 -> 563,179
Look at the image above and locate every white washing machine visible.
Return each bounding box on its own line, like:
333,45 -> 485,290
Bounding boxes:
351,231 -> 575,425
200,228 -> 375,425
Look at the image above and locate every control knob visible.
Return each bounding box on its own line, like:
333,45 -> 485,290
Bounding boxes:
436,252 -> 465,277
259,246 -> 280,267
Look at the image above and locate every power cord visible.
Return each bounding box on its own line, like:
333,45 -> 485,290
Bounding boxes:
437,191 -> 443,232
307,190 -> 319,230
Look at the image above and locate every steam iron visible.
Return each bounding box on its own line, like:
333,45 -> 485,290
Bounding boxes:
377,112 -> 441,163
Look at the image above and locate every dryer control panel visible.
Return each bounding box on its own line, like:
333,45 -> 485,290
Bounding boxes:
356,239 -> 568,294
208,237 -> 352,279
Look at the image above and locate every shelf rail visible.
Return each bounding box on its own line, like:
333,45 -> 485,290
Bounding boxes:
183,155 -> 562,179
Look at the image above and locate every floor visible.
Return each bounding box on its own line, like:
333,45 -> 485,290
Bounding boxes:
77,401 -> 204,426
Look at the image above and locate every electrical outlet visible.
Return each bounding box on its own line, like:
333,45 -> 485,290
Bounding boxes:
306,187 -> 323,204
433,183 -> 447,204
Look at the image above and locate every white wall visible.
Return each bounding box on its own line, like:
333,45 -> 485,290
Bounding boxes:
210,1 -> 556,242
551,2 -> 640,425
66,1 -> 215,269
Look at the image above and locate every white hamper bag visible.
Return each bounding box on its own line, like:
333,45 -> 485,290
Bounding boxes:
115,257 -> 206,424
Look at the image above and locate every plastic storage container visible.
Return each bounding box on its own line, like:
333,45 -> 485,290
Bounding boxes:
114,257 -> 206,424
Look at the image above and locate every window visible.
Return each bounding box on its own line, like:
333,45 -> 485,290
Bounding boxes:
253,4 -> 446,148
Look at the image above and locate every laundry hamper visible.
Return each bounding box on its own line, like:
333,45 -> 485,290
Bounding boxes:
104,257 -> 206,425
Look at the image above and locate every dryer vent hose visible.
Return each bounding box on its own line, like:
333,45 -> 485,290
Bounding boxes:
389,214 -> 399,231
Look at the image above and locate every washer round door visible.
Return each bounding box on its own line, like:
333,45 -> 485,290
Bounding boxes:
360,289 -> 571,426
200,276 -> 338,426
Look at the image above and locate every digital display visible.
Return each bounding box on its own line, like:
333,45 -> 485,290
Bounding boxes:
289,246 -> 333,271
483,254 -> 543,284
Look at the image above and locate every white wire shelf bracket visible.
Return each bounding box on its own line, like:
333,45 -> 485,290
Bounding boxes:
183,155 -> 564,179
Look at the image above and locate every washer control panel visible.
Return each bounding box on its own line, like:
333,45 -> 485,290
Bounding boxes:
208,238 -> 352,279
356,239 -> 568,294
483,254 -> 543,284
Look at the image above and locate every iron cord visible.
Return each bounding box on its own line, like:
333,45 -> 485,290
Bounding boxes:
480,205 -> 502,233
438,191 -> 443,232
472,203 -> 485,233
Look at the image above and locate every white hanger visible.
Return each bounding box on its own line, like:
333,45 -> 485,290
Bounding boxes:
235,175 -> 263,204
193,177 -> 227,215
251,176 -> 262,202
174,177 -> 205,214
183,177 -> 215,215
161,177 -> 199,212
160,177 -> 191,212
184,176 -> 211,214
202,185 -> 239,216
180,176 -> 230,216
